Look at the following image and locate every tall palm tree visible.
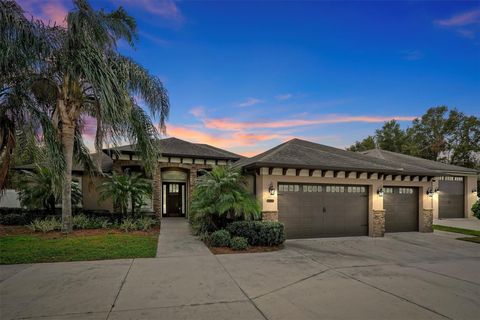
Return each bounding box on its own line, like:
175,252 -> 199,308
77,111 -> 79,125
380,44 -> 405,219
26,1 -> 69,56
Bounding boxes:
1,0 -> 170,232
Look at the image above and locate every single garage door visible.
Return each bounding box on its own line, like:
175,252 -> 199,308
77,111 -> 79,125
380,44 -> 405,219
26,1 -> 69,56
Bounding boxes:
384,187 -> 418,232
278,183 -> 368,239
439,177 -> 464,219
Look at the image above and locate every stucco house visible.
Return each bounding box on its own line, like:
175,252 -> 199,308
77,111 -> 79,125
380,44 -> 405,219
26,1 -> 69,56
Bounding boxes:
6,137 -> 479,239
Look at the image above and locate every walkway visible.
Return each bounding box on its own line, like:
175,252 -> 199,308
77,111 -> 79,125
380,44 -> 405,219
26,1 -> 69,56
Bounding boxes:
156,217 -> 212,257
434,218 -> 480,231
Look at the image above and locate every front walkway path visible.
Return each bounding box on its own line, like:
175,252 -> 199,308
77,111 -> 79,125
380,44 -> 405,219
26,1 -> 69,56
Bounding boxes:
434,218 -> 480,231
156,218 -> 212,257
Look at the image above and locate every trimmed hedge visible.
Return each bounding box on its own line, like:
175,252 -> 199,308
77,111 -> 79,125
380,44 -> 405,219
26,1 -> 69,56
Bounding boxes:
210,229 -> 231,247
230,236 -> 248,250
226,221 -> 285,246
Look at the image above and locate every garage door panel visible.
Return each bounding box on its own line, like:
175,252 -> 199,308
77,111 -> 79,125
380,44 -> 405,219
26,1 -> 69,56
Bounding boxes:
384,187 -> 418,232
278,183 -> 368,239
439,179 -> 464,219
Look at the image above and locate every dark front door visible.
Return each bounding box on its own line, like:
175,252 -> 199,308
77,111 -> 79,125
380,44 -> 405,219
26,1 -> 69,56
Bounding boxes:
278,183 -> 368,239
439,179 -> 464,219
384,187 -> 419,232
164,183 -> 185,217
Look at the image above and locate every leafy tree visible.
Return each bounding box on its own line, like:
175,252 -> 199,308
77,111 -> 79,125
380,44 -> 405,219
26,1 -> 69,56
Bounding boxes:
444,110 -> 480,168
190,166 -> 261,234
1,1 -> 169,232
347,136 -> 376,152
376,120 -> 406,153
99,172 -> 152,216
18,165 -> 82,214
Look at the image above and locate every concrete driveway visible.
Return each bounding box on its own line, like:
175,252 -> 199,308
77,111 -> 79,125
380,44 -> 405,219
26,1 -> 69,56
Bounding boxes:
434,218 -> 480,231
1,224 -> 479,319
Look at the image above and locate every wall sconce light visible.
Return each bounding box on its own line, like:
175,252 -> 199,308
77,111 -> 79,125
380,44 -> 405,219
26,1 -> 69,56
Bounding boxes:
426,188 -> 434,197
268,182 -> 276,196
473,188 -> 478,197
434,187 -> 439,193
377,187 -> 384,197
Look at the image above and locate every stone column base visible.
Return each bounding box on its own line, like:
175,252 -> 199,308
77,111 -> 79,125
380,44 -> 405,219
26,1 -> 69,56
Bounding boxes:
371,209 -> 385,237
262,211 -> 278,221
420,208 -> 433,233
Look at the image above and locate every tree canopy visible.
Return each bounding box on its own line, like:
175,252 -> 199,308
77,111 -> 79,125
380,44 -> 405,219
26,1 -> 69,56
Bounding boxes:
347,106 -> 480,168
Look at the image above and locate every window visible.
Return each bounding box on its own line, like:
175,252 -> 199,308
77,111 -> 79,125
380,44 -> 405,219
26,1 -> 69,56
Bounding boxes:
399,188 -> 414,194
169,184 -> 179,193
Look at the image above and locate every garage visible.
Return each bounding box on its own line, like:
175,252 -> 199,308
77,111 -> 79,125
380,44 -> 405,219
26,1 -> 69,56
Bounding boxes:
278,183 -> 368,239
438,177 -> 464,219
384,187 -> 419,232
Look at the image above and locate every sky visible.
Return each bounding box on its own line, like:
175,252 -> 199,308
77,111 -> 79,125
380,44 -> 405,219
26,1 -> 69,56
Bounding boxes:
18,0 -> 480,157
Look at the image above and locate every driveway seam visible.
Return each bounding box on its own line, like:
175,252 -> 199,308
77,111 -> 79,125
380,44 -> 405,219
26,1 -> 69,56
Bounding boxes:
333,268 -> 453,320
105,258 -> 135,320
214,255 -> 269,320
404,263 -> 480,287
7,311 -> 107,320
0,264 -> 37,285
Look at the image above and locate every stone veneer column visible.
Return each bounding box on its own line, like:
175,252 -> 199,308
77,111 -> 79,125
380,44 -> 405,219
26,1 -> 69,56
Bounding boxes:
420,208 -> 433,233
188,168 -> 197,218
262,211 -> 279,221
153,166 -> 162,218
372,209 -> 385,237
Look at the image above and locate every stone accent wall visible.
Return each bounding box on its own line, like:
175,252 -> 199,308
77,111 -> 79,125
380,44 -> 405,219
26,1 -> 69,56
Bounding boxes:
262,211 -> 279,221
420,208 -> 433,233
372,209 -> 385,237
153,166 -> 162,217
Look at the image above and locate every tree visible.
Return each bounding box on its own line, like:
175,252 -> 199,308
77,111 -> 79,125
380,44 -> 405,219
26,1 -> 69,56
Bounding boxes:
99,172 -> 152,216
190,166 -> 261,234
375,120 -> 406,153
1,1 -> 170,232
18,165 -> 82,214
444,110 -> 480,168
346,136 -> 376,152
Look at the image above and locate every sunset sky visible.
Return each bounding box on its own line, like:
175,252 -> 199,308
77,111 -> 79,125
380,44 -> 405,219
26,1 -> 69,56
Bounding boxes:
18,0 -> 480,157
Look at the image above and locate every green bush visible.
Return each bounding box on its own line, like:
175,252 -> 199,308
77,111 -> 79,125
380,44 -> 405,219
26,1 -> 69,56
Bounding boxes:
210,229 -> 231,247
72,214 -> 111,229
0,213 -> 27,225
27,217 -> 61,233
136,217 -> 156,231
230,236 -> 248,250
473,200 -> 480,220
226,221 -> 285,246
119,218 -> 138,232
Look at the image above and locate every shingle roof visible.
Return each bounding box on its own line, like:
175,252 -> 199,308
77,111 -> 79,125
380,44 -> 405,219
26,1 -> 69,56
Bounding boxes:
361,149 -> 478,176
235,138 -> 440,176
103,137 -> 242,160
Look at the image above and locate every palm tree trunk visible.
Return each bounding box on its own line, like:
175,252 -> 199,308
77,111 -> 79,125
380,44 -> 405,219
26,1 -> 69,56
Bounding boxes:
61,121 -> 75,233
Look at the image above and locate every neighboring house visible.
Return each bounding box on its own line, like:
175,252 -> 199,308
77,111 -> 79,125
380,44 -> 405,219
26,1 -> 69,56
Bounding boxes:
4,137 -> 478,239
235,138 -> 478,239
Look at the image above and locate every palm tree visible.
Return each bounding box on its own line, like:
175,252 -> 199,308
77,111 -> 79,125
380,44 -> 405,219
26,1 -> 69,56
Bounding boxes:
1,0 -> 169,232
99,172 -> 152,217
18,165 -> 82,215
190,166 -> 261,233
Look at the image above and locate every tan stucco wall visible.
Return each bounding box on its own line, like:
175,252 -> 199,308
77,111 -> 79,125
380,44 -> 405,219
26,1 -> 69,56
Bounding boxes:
82,176 -> 113,212
255,170 -> 432,237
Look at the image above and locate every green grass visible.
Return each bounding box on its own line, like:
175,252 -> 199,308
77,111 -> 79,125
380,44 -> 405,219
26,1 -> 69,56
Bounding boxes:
0,233 -> 158,264
432,225 -> 480,237
458,236 -> 480,244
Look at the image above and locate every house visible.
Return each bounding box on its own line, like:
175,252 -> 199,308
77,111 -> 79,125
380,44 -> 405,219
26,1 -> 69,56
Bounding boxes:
6,137 -> 478,239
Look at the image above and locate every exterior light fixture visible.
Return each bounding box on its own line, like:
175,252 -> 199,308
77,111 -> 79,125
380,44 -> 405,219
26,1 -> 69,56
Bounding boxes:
473,188 -> 478,197
426,188 -> 434,197
268,182 -> 276,196
377,187 -> 384,197
434,187 -> 439,193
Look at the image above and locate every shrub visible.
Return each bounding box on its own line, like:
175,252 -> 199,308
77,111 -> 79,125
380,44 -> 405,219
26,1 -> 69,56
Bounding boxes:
0,213 -> 27,225
72,214 -> 91,229
119,218 -> 138,232
230,236 -> 248,250
210,229 -> 231,247
27,217 -> 61,233
226,221 -> 285,246
473,200 -> 480,220
136,217 -> 156,231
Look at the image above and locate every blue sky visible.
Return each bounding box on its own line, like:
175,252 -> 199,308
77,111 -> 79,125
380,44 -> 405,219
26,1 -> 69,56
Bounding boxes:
20,0 -> 480,156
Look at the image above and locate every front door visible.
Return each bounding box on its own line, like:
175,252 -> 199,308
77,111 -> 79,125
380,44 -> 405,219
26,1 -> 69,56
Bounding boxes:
163,183 -> 185,217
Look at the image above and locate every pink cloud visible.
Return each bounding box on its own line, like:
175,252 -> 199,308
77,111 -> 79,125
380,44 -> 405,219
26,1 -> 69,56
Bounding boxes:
18,0 -> 68,26
189,106 -> 206,118
202,115 -> 417,131
238,97 -> 263,107
435,9 -> 480,27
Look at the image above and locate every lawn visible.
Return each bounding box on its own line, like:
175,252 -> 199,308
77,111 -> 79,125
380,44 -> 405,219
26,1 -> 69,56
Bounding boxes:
433,225 -> 480,244
0,230 -> 158,264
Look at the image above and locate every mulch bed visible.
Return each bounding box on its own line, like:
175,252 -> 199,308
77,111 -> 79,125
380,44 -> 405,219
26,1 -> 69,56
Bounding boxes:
209,245 -> 284,255
0,225 -> 160,238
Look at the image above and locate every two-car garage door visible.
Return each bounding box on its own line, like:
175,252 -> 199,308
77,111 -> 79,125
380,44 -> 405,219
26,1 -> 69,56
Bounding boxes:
278,183 -> 368,239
